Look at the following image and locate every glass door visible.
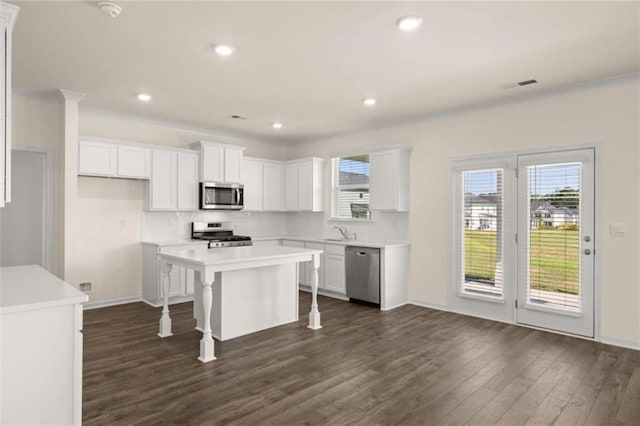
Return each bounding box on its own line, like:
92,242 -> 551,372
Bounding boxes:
516,149 -> 595,337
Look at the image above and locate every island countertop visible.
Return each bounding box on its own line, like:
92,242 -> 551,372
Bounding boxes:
0,265 -> 88,314
157,245 -> 323,268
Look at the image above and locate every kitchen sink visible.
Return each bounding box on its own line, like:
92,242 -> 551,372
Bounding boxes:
323,238 -> 351,242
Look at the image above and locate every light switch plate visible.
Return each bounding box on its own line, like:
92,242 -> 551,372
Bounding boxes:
609,222 -> 627,237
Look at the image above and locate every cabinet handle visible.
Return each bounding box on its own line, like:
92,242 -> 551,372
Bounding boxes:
357,252 -> 367,256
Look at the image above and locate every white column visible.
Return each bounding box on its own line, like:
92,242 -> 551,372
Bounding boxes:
308,253 -> 322,330
198,276 -> 216,363
157,260 -> 173,337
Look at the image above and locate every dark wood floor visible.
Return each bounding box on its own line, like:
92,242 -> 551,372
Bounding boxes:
83,293 -> 640,425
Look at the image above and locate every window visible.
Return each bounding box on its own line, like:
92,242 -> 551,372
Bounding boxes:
331,154 -> 370,220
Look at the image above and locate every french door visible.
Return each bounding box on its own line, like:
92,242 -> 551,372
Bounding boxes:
451,148 -> 595,338
516,149 -> 595,337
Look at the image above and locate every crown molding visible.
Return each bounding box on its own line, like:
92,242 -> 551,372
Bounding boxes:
56,89 -> 86,103
0,2 -> 19,30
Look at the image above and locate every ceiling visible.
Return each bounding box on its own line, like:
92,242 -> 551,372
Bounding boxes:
10,1 -> 640,144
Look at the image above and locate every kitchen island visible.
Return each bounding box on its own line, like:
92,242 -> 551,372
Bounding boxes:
157,245 -> 323,363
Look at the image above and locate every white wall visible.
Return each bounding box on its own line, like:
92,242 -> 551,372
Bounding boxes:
289,77 -> 640,347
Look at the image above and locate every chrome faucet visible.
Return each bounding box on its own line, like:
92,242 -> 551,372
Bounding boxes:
333,225 -> 350,240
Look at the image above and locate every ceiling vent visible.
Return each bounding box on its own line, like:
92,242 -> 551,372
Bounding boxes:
230,114 -> 248,120
499,79 -> 538,89
517,79 -> 538,86
98,2 -> 122,18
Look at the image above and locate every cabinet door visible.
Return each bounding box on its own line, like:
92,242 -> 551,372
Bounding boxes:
297,161 -> 313,211
305,242 -> 324,289
285,164 -> 299,211
150,149 -> 178,210
177,152 -> 199,211
325,254 -> 346,294
117,145 -> 151,179
263,162 -> 284,211
370,150 -> 398,211
0,19 -> 6,207
78,140 -> 117,177
224,148 -> 243,183
201,145 -> 224,182
242,159 -> 263,211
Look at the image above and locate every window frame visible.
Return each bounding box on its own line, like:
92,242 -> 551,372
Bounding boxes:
330,154 -> 372,221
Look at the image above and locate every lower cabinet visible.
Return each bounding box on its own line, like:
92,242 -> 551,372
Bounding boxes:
281,240 -> 346,296
142,242 -> 207,305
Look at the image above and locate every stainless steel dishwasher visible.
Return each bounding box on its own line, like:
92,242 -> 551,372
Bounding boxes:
345,246 -> 380,305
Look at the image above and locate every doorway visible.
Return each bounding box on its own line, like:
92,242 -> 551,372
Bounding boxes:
450,147 -> 596,338
0,148 -> 53,270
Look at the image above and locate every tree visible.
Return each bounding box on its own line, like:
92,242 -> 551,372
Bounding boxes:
544,187 -> 579,209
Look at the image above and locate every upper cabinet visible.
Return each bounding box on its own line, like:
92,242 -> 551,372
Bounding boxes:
285,158 -> 324,212
369,148 -> 411,212
0,2 -> 19,208
146,149 -> 199,212
242,157 -> 285,212
191,141 -> 244,183
177,151 -> 199,211
78,138 -> 150,179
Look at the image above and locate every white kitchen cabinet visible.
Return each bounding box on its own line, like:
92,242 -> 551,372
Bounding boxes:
148,149 -> 178,210
177,151 -> 199,211
0,2 -> 18,208
324,244 -> 346,294
191,141 -> 244,183
285,163 -> 299,211
1,265 -> 87,425
285,158 -> 325,212
263,161 -> 285,211
242,158 -> 263,211
370,148 -> 411,212
117,144 -> 151,179
142,242 -> 207,306
78,139 -> 117,177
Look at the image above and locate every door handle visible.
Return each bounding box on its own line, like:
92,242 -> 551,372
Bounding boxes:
357,252 -> 367,256
584,249 -> 591,255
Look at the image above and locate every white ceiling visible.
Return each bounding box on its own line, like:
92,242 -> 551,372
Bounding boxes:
10,1 -> 640,144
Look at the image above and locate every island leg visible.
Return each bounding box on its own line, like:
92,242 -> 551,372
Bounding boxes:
308,253 -> 322,330
198,277 -> 217,363
158,260 -> 173,337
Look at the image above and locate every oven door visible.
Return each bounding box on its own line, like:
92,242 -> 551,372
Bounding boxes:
200,183 -> 244,210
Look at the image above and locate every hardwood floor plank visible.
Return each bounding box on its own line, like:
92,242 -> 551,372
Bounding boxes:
82,293 -> 640,425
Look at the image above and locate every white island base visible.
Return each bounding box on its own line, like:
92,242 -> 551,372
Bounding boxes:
193,264 -> 298,341
157,245 -> 323,362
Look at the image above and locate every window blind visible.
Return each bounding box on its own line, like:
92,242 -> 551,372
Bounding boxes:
527,162 -> 581,312
334,155 -> 370,219
461,169 -> 504,297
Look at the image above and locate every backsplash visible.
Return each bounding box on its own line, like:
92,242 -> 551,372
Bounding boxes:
142,211 -> 288,240
143,210 -> 409,243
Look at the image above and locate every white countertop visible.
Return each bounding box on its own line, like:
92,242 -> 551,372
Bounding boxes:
0,265 -> 89,314
158,245 -> 322,268
142,239 -> 209,247
253,235 -> 410,249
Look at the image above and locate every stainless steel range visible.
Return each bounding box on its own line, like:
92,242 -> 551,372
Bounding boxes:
191,222 -> 252,248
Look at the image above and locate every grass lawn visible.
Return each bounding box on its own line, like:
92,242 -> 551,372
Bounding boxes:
465,229 -> 579,294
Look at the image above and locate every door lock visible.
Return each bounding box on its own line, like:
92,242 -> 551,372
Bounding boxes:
584,236 -> 591,242
584,249 -> 591,255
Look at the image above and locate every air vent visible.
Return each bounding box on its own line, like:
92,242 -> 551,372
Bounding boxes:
230,114 -> 248,120
517,79 -> 538,86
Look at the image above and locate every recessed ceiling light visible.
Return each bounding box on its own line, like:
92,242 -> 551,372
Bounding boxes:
363,98 -> 377,106
213,44 -> 235,57
395,15 -> 422,32
271,122 -> 283,129
137,93 -> 152,102
98,1 -> 122,18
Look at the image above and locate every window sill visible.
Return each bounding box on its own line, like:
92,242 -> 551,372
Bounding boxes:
328,217 -> 374,223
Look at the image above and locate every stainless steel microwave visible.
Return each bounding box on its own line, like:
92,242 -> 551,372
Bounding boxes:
199,182 -> 244,210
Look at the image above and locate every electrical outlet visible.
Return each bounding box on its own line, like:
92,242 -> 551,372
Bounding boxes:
79,282 -> 92,292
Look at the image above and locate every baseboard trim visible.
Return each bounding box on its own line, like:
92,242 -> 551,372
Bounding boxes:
299,286 -> 349,301
381,302 -> 408,311
142,295 -> 195,308
408,299 -> 450,312
600,336 -> 640,351
84,295 -> 142,310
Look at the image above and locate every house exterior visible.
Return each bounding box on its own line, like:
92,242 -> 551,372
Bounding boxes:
465,195 -> 578,230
